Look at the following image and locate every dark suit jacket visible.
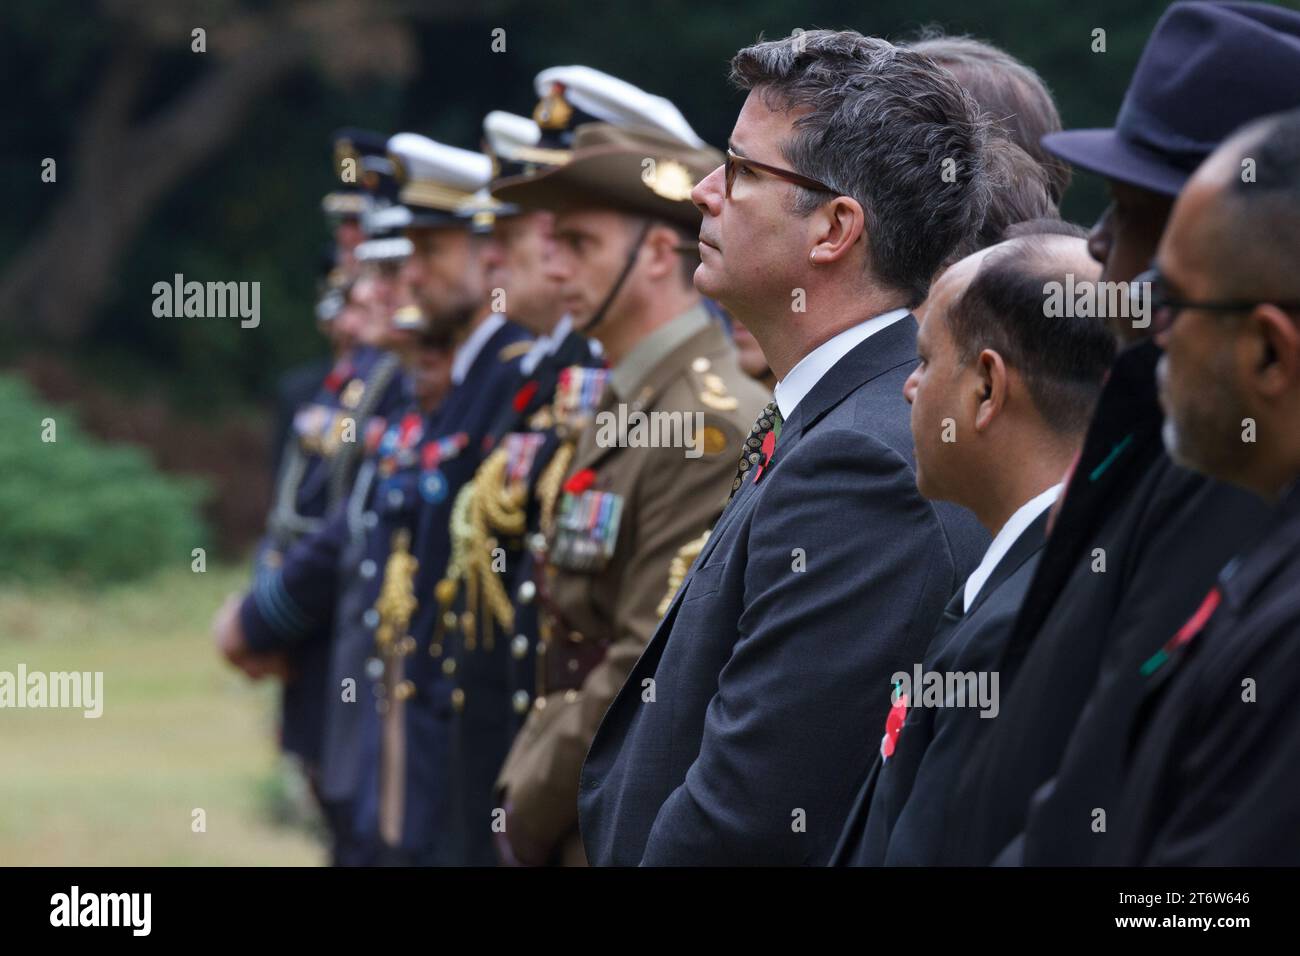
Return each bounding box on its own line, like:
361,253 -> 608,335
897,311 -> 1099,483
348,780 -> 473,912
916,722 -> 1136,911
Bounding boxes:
1101,481 -> 1300,866
831,509 -> 1049,866
577,316 -> 988,865
947,339 -> 1270,865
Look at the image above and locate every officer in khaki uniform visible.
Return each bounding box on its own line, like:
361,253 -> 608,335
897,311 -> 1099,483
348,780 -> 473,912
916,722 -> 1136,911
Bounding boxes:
434,69 -> 729,867
490,123 -> 771,865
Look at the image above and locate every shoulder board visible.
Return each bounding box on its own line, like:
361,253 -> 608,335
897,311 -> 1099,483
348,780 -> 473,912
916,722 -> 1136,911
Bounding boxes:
684,354 -> 739,412
498,340 -> 534,362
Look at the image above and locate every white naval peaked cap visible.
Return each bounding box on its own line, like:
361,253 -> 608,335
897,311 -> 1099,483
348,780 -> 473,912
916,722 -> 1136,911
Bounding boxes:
362,202 -> 413,237
483,110 -> 573,186
533,65 -> 704,148
354,236 -> 414,263
483,110 -> 542,155
386,132 -> 493,212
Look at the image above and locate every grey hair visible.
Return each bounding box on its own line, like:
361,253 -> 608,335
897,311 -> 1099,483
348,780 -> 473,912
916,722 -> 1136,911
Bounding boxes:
730,29 -> 992,306
907,29 -> 1071,203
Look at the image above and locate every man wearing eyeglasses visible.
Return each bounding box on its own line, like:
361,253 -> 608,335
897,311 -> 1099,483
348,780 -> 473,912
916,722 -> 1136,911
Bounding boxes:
578,29 -> 991,866
949,1 -> 1300,866
1099,108 -> 1300,864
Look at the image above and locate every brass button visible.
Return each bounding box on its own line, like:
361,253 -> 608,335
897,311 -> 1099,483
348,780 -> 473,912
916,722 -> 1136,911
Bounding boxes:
460,611 -> 476,635
517,581 -> 536,604
429,642 -> 443,658
510,635 -> 529,660
399,636 -> 417,656
394,680 -> 416,701
567,630 -> 583,644
512,690 -> 530,714
442,657 -> 457,676
564,689 -> 579,704
534,696 -> 547,711
691,356 -> 711,373
442,611 -> 457,629
567,659 -> 580,673
451,688 -> 466,712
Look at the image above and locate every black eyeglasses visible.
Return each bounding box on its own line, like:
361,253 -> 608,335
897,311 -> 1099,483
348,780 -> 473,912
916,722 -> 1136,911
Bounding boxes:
724,149 -> 837,200
1132,267 -> 1300,335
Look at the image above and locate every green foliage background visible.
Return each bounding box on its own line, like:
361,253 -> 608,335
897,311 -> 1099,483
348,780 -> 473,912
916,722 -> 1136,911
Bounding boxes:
0,0 -> 1208,411
0,375 -> 208,583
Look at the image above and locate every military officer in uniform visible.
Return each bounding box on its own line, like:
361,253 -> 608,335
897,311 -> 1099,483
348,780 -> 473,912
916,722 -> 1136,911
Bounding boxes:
349,132 -> 533,865
252,128 -> 409,847
431,108 -> 598,866
434,70 -> 725,866
215,133 -> 529,866
486,122 -> 770,866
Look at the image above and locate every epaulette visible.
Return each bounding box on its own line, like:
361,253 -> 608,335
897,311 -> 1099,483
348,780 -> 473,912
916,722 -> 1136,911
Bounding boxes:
656,530 -> 711,619
687,355 -> 739,412
499,340 -> 534,362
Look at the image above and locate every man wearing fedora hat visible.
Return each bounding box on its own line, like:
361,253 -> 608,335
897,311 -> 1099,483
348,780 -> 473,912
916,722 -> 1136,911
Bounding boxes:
948,0 -> 1300,866
488,122 -> 769,866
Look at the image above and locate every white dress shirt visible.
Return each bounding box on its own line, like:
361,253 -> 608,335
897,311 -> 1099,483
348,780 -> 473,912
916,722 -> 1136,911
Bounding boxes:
962,483 -> 1063,613
451,313 -> 507,386
773,308 -> 911,420
519,314 -> 572,376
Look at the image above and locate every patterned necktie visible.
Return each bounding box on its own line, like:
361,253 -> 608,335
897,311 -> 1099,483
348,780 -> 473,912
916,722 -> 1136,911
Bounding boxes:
729,400 -> 782,500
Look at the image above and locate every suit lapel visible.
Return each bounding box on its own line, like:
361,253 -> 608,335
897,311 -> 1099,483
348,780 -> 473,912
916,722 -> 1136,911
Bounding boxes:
643,315 -> 922,652
965,509 -> 1051,618
779,314 -> 918,445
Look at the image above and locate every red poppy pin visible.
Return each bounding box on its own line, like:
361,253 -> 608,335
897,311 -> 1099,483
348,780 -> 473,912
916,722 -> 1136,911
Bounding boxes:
880,694 -> 909,760
753,430 -> 777,483
564,468 -> 596,495
323,360 -> 353,393
513,379 -> 539,413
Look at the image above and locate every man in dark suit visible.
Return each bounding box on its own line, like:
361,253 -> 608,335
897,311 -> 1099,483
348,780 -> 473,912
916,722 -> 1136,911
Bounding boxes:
948,1 -> 1300,866
831,232 -> 1114,865
1102,108 -> 1300,865
578,29 -> 991,866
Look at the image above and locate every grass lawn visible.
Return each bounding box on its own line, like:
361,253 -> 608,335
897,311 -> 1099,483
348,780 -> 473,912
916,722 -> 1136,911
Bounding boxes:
0,563 -> 326,866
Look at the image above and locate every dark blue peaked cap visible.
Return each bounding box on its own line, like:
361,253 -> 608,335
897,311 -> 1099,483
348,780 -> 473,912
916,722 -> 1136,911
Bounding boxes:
1043,2 -> 1300,197
325,127 -> 399,213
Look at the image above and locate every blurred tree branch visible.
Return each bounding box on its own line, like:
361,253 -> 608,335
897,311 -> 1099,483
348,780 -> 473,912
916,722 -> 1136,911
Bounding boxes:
0,0 -> 421,341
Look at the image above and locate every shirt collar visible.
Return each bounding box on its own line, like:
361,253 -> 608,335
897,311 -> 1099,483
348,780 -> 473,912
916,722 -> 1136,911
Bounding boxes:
964,483 -> 1063,613
451,312 -> 507,385
519,313 -> 573,376
609,305 -> 710,401
773,308 -> 910,421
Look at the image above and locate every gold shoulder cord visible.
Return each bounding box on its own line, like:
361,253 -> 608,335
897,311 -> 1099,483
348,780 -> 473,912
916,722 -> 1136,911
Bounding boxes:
460,449 -> 522,653
656,529 -> 711,619
431,483 -> 474,654
536,439 -> 575,539
373,528 -> 420,656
